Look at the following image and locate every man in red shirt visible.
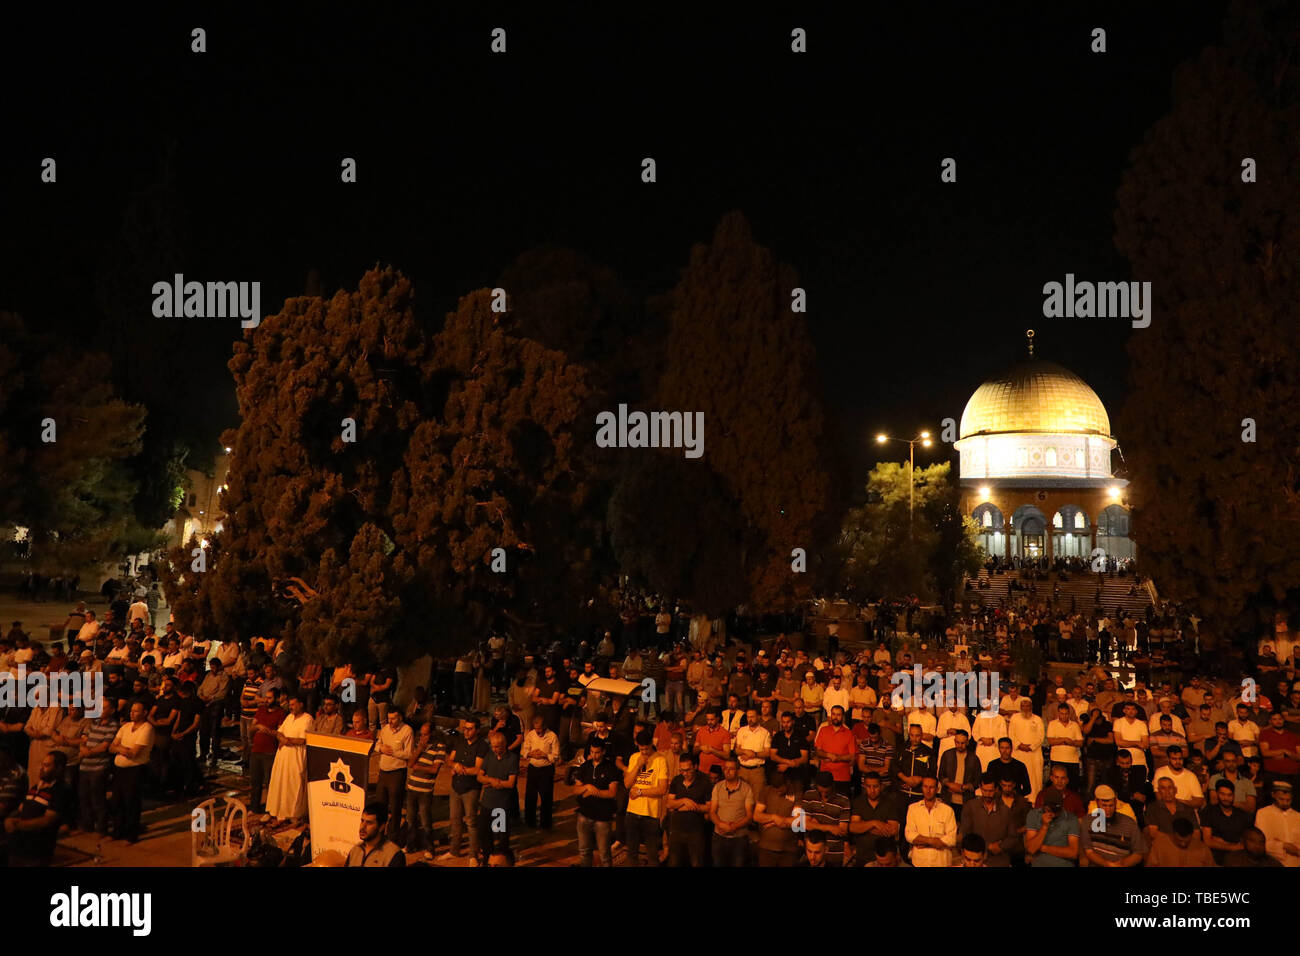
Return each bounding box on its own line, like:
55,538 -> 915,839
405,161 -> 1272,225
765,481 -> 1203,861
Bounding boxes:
248,688 -> 286,814
815,706 -> 856,796
1260,710 -> 1300,788
694,710 -> 733,777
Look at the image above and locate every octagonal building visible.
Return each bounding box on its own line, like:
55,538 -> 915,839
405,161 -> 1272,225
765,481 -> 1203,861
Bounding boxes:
953,354 -> 1133,565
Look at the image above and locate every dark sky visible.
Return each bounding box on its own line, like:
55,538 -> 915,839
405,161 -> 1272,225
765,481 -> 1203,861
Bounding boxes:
0,3 -> 1228,480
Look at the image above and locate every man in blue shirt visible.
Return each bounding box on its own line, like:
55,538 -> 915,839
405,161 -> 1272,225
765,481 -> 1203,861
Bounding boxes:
1024,789 -> 1079,866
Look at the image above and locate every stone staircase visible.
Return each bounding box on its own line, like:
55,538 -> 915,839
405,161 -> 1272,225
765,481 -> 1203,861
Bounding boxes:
964,568 -> 1154,618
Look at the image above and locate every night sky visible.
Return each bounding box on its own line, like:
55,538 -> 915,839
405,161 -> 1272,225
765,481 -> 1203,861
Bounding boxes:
1,3 -> 1228,480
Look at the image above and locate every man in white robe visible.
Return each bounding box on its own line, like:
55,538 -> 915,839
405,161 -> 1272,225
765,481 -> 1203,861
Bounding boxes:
971,709 -> 1007,771
266,695 -> 315,825
1009,698 -> 1045,801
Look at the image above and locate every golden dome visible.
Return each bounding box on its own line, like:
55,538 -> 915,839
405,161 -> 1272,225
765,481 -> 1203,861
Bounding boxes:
959,360 -> 1111,439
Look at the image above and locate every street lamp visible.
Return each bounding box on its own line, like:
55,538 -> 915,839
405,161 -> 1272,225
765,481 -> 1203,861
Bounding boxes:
876,430 -> 933,536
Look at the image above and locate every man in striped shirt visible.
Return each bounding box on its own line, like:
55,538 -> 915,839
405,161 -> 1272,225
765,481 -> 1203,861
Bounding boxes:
77,701 -> 120,834
404,722 -> 447,856
239,672 -> 264,768
802,770 -> 852,865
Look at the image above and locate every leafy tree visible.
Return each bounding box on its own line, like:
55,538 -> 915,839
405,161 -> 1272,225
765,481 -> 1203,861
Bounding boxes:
392,284 -> 600,644
1114,0 -> 1300,640
496,245 -> 652,402
836,461 -> 979,602
648,211 -> 834,612
0,311 -> 148,571
166,267 -> 599,667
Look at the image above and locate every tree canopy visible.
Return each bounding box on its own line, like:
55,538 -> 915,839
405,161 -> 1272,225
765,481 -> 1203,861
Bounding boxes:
1114,0 -> 1300,639
0,311 -> 150,570
834,461 -> 981,603
165,267 -> 600,668
627,211 -> 835,613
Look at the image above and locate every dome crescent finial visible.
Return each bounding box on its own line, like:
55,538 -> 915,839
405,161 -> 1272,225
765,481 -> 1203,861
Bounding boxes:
1026,329 -> 1035,357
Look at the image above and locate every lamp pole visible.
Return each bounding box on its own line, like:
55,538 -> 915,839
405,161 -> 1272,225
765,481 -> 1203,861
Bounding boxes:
876,431 -> 932,538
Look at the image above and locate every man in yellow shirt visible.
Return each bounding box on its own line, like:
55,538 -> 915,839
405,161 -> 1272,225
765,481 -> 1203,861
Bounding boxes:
623,729 -> 670,866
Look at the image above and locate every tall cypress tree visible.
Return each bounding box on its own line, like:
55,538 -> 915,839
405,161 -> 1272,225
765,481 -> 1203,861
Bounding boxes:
649,211 -> 834,612
1114,0 -> 1300,639
167,267 -> 598,666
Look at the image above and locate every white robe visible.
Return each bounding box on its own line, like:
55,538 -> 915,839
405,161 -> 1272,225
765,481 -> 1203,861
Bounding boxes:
971,713 -> 1006,770
1008,712 -> 1045,800
266,711 -> 314,820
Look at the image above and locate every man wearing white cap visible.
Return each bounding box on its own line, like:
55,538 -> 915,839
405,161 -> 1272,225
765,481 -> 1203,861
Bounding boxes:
1081,785 -> 1145,866
1148,696 -> 1185,738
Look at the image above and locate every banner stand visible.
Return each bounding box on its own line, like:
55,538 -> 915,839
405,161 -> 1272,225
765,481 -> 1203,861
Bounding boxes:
305,732 -> 374,862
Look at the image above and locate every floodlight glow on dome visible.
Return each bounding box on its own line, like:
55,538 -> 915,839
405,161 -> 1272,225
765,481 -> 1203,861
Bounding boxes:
954,359 -> 1120,481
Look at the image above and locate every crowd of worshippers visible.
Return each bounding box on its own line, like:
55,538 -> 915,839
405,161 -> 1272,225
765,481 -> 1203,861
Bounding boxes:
917,595 -> 1201,674
322,637 -> 1300,868
0,608 -> 292,864
3,600 -> 1298,868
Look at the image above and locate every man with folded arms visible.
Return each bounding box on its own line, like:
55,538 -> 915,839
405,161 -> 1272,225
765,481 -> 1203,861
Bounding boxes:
958,773 -> 1020,867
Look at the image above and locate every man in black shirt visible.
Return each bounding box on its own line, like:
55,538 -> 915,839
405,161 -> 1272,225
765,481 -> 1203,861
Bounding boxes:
1202,779 -> 1251,864
791,699 -> 818,749
0,705 -> 31,768
573,737 -> 620,866
440,718 -> 490,863
127,677 -> 154,716
1223,827 -> 1283,867
369,666 -> 396,728
1110,690 -> 1146,721
896,723 -> 936,803
665,751 -> 712,866
849,771 -> 904,861
147,677 -> 179,792
771,711 -> 810,792
170,681 -> 204,796
532,664 -> 565,733
583,715 -> 616,761
751,655 -> 777,711
985,737 -> 1032,797
1104,750 -> 1152,827
4,751 -> 69,866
